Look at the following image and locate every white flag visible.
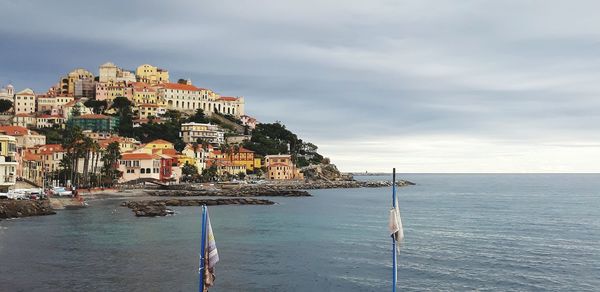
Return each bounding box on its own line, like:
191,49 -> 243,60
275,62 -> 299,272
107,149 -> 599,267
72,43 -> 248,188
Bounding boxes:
388,201 -> 404,252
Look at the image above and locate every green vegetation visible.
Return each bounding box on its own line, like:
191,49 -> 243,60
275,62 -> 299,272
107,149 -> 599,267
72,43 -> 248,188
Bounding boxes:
0,100 -> 13,113
84,99 -> 108,114
33,127 -> 67,144
243,122 -> 324,167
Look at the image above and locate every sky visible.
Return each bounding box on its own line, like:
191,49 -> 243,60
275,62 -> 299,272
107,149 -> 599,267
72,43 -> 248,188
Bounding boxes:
1,0 -> 600,173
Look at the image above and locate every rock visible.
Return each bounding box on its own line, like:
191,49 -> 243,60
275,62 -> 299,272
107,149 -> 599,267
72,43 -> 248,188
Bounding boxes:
0,200 -> 56,219
121,198 -> 276,217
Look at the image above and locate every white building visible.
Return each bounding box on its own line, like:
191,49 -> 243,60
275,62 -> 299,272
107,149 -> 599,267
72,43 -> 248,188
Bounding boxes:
157,83 -> 245,117
14,88 -> 36,115
180,122 -> 225,145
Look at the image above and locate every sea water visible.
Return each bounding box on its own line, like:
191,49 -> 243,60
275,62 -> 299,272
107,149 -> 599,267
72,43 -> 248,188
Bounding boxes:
1,174 -> 599,291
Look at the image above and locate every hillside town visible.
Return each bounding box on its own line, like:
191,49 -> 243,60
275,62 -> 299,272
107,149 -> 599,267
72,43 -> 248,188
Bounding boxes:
0,62 -> 309,194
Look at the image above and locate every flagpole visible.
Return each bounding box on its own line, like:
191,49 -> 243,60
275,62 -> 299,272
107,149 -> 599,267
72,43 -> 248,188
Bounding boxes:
392,168 -> 397,292
199,205 -> 207,292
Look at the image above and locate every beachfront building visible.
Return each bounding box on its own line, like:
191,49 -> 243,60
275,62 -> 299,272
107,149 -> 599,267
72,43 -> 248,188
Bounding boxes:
118,152 -> 174,182
265,154 -> 304,180
0,135 -> 18,192
224,146 -> 258,172
59,68 -> 94,95
34,144 -> 65,173
14,89 -> 36,115
0,126 -> 46,149
181,143 -> 214,173
22,152 -> 43,186
180,122 -> 225,145
68,114 -> 119,133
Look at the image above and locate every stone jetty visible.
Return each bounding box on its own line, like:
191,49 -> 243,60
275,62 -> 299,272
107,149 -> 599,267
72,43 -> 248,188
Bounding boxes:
152,180 -> 414,197
121,198 -> 276,217
0,200 -> 56,220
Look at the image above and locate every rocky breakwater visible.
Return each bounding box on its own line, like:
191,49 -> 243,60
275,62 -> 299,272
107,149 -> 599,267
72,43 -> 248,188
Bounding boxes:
147,186 -> 311,197
0,200 -> 56,220
121,198 -> 276,217
268,180 -> 415,190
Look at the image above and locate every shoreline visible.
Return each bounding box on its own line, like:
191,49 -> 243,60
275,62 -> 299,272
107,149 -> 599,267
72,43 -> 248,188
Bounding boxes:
1,179 -> 415,220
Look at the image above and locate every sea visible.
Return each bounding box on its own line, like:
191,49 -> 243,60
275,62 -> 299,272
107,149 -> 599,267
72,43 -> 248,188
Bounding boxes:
1,174 -> 599,291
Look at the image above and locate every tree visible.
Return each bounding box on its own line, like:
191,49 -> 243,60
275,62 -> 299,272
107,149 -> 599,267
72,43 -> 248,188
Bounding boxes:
71,103 -> 82,117
177,78 -> 188,84
187,108 -> 208,123
111,96 -> 132,111
101,142 -> 121,186
84,99 -> 108,114
0,100 -> 12,113
201,165 -> 218,182
182,163 -> 199,177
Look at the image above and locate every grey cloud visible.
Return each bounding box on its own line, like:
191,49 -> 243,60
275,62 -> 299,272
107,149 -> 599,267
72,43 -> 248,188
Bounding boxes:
2,0 -> 600,171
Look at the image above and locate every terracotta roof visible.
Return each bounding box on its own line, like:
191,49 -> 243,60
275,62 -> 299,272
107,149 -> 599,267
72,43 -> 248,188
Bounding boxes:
38,144 -> 64,154
218,96 -> 238,101
147,139 -> 173,145
0,125 -> 30,136
158,83 -> 200,91
15,113 -> 34,117
121,153 -> 155,160
238,147 -> 254,153
75,114 -> 111,120
158,148 -> 178,156
23,152 -> 42,161
37,114 -> 64,119
138,103 -> 159,108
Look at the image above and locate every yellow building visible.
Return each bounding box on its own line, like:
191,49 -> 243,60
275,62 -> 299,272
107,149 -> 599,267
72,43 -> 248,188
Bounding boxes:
224,147 -> 258,172
136,103 -> 160,119
177,155 -> 196,170
60,68 -> 94,95
265,154 -> 304,180
143,139 -> 174,151
132,82 -> 161,105
136,64 -> 169,85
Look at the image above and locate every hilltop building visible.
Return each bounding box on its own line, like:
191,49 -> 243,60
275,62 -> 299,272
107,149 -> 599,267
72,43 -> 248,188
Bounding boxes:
98,62 -> 136,83
14,89 -> 36,115
136,64 -> 169,85
156,83 -> 245,117
59,68 -> 94,95
0,84 -> 14,101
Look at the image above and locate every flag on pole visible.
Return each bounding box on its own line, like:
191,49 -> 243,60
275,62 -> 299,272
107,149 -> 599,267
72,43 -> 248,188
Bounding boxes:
203,208 -> 219,290
388,199 -> 404,252
206,210 -> 219,269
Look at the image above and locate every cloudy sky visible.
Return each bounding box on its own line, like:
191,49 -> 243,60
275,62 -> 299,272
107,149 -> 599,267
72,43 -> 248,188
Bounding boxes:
2,0 -> 600,172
